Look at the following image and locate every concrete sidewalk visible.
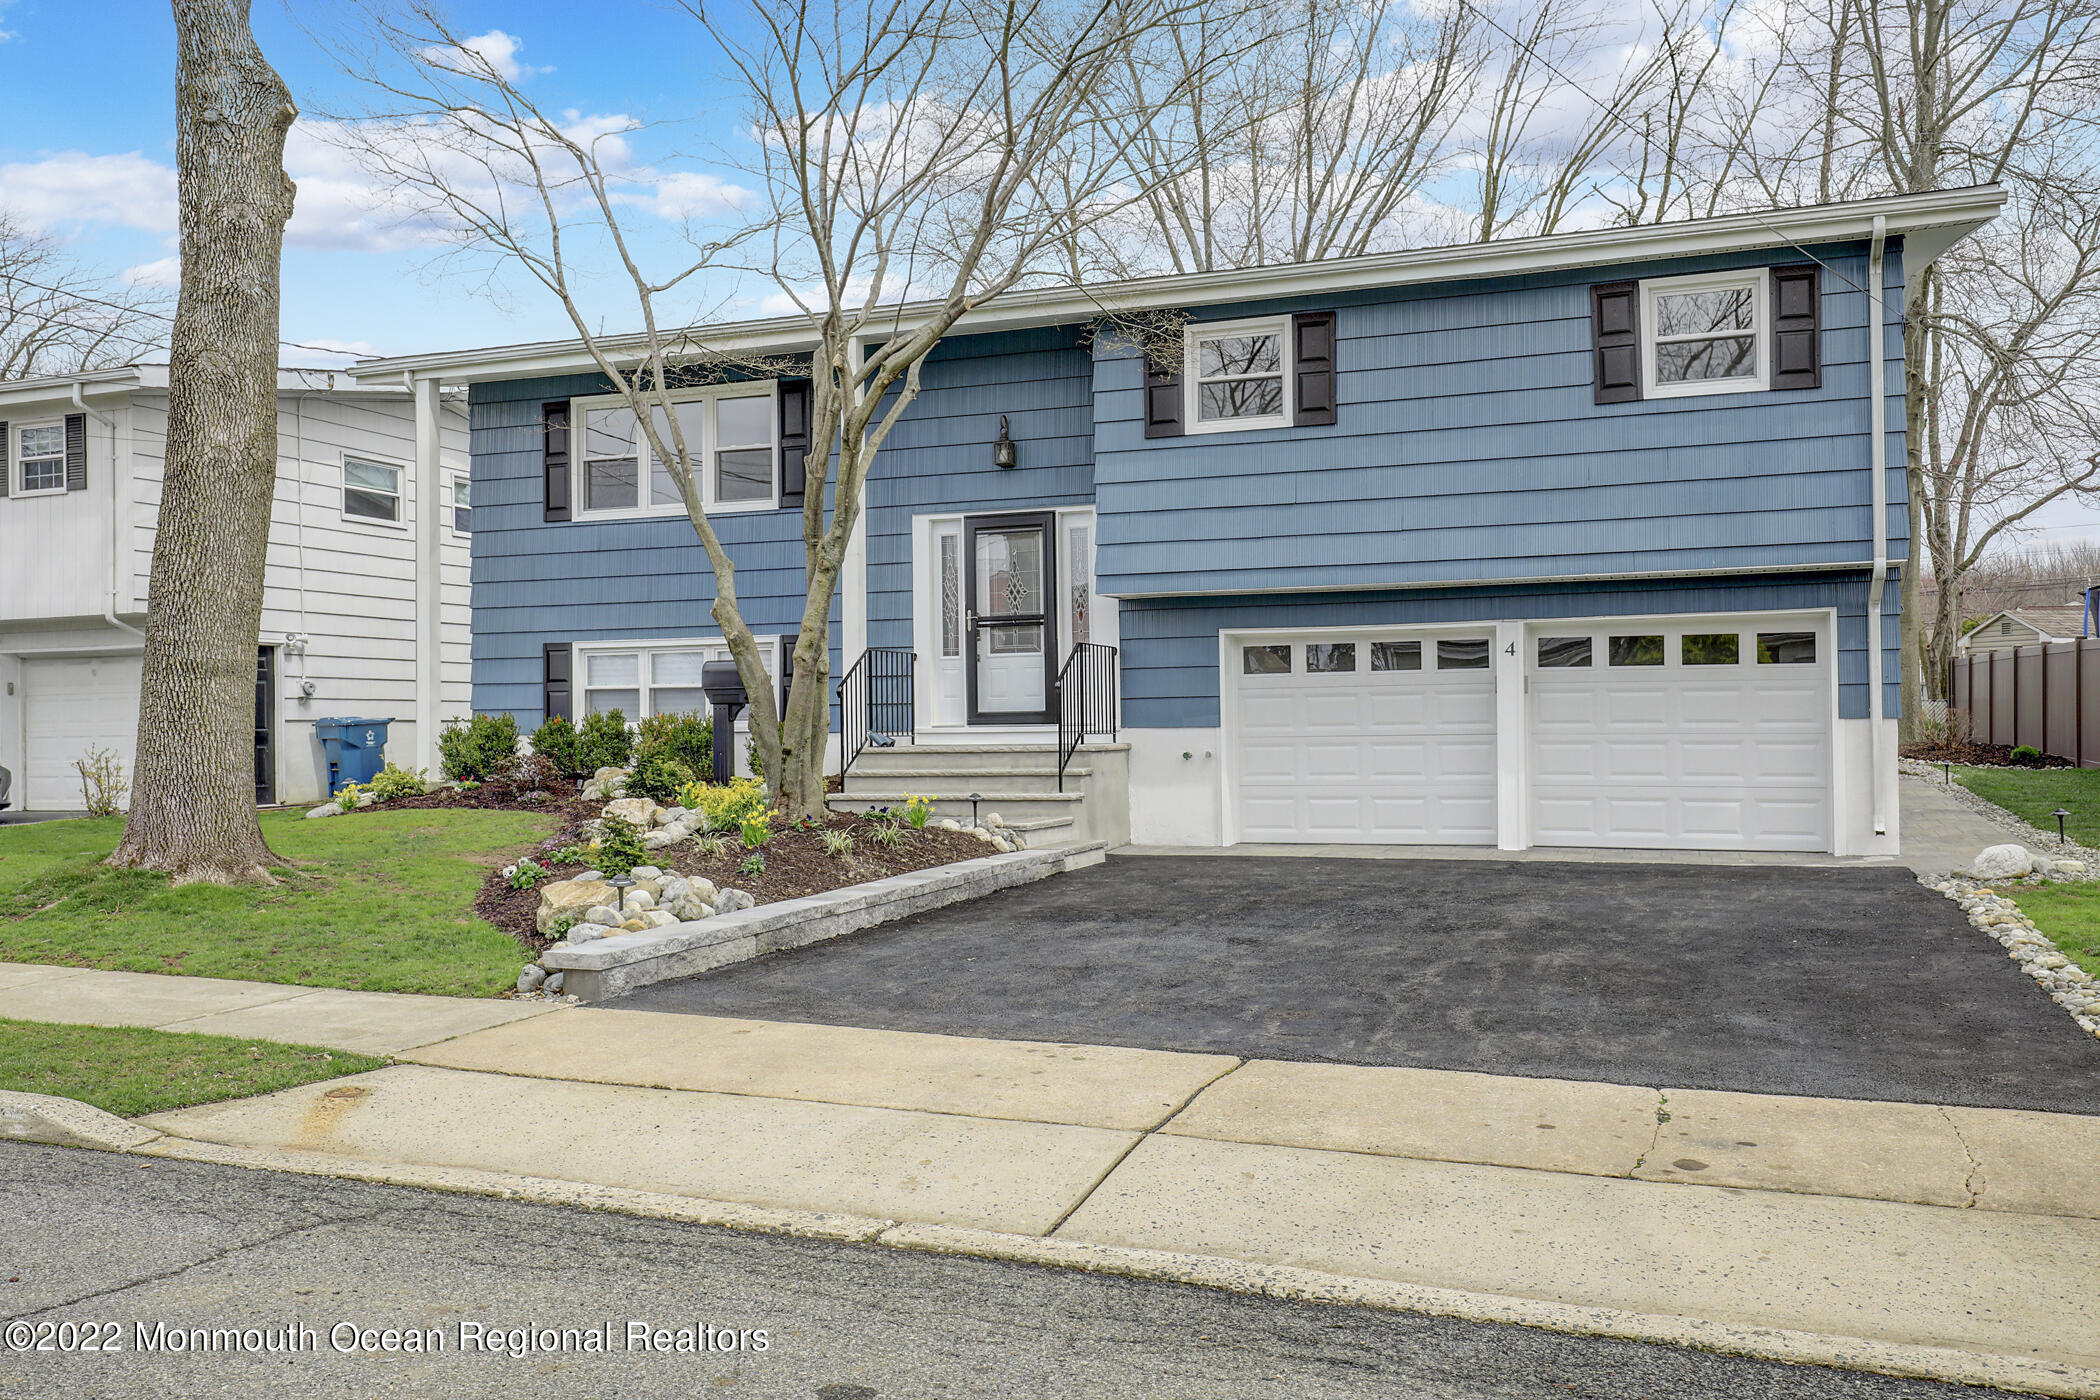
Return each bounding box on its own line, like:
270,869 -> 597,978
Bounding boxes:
0,961 -> 549,1054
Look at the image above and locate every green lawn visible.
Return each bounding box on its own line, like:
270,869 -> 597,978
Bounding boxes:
0,1018 -> 385,1117
2006,884 -> 2100,981
0,807 -> 554,997
1951,765 -> 2100,847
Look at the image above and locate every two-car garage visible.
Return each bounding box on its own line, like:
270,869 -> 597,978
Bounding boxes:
1229,614 -> 1835,853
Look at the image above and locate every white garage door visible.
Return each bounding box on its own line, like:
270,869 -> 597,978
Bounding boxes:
23,654 -> 142,810
1528,620 -> 1830,851
1232,634 -> 1496,844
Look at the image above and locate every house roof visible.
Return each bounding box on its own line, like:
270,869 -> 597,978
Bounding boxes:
1976,605 -> 2090,639
348,184 -> 2006,387
0,363 -> 406,411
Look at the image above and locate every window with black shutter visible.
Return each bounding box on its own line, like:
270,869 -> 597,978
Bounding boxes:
64,412 -> 87,492
542,400 -> 571,522
543,643 -> 572,722
1770,264 -> 1822,390
778,378 -> 811,505
1143,350 -> 1184,438
1292,311 -> 1336,426
1591,281 -> 1640,404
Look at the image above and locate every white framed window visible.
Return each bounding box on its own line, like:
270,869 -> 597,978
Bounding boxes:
449,473 -> 472,535
1640,269 -> 1769,399
14,420 -> 66,496
573,382 -> 779,519
575,638 -> 780,720
343,455 -> 404,524
1185,317 -> 1292,434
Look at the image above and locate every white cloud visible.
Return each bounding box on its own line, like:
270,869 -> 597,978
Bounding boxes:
0,151 -> 177,231
123,256 -> 181,288
623,171 -> 752,222
418,29 -> 549,83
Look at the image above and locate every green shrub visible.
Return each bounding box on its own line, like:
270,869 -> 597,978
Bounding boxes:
739,812 -> 772,849
592,817 -> 650,876
368,762 -> 427,802
636,710 -> 714,774
438,713 -> 520,781
530,715 -> 586,777
676,776 -> 768,831
577,710 -> 633,773
626,747 -> 696,804
2011,745 -> 2044,765
739,851 -> 766,876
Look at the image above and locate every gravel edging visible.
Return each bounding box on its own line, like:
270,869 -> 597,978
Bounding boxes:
1897,756 -> 2100,881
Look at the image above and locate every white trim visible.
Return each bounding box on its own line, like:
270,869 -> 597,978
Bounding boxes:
572,635 -> 781,719
11,417 -> 68,498
341,452 -> 407,529
349,187 -> 2005,386
1184,316 -> 1292,435
570,381 -> 780,520
1108,558 -> 1878,601
1639,267 -> 1769,400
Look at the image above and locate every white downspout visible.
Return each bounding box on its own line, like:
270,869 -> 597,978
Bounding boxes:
1867,214 -> 1889,839
72,382 -> 143,642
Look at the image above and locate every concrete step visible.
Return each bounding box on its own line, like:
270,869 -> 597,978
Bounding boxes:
831,790 -> 1085,808
850,742 -> 1125,776
842,766 -> 1091,795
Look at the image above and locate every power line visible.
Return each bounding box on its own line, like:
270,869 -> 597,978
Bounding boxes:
2,272 -> 369,361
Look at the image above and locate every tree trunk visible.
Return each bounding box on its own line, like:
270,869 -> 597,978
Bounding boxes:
108,0 -> 295,883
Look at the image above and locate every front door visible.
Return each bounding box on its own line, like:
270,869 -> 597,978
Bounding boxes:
965,512 -> 1057,723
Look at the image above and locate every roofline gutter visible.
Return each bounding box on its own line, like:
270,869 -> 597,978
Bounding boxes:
1867,214 -> 1889,839
348,185 -> 2007,386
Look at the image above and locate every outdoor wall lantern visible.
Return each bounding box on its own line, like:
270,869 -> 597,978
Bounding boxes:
992,415 -> 1017,469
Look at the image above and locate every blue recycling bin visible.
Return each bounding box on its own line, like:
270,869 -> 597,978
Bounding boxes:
314,717 -> 393,797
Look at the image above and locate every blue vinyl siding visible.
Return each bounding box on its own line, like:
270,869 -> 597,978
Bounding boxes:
466,373 -> 824,726
863,326 -> 1095,650
1092,240 -> 1908,600
1118,570 -> 1893,726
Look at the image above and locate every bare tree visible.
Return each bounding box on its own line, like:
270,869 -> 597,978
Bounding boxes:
109,0 -> 297,881
333,0 -> 1225,818
0,216 -> 167,381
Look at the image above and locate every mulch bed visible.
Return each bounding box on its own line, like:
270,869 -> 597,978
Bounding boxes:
1900,740 -> 2074,768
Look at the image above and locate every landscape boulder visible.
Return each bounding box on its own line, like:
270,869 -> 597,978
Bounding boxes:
604,797 -> 661,828
1973,844 -> 2036,881
537,878 -> 618,935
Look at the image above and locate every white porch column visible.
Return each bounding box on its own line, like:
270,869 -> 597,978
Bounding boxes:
1494,618 -> 1529,851
412,375 -> 444,776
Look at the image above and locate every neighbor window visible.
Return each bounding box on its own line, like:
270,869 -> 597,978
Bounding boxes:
1188,319 -> 1290,432
579,641 -> 750,719
1682,633 -> 1741,665
1609,635 -> 1664,666
1243,644 -> 1291,674
1306,642 -> 1356,673
1757,631 -> 1817,664
16,422 -> 64,493
343,456 -> 402,523
1369,641 -> 1421,671
450,475 -> 472,534
576,384 -> 779,517
1438,638 -> 1490,670
1536,636 -> 1592,668
1641,270 -> 1767,398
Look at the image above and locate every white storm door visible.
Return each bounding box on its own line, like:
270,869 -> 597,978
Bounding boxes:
967,513 -> 1055,722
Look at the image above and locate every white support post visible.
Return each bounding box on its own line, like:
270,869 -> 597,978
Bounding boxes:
1495,618 -> 1529,851
412,376 -> 444,777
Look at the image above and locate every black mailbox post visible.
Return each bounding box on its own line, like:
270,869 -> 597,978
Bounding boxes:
701,660 -> 748,785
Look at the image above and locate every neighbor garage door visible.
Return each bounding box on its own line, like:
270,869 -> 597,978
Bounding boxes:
23,654 -> 142,809
1232,632 -> 1497,844
1527,618 -> 1831,851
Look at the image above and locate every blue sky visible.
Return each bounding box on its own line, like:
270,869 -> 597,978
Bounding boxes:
0,0 -> 755,360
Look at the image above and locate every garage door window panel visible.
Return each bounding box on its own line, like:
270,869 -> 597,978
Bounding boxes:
1537,636 -> 1592,668
1370,641 -> 1421,671
1757,631 -> 1817,664
1609,635 -> 1664,666
1438,638 -> 1489,669
1243,644 -> 1291,675
1306,642 -> 1356,673
1683,633 -> 1741,665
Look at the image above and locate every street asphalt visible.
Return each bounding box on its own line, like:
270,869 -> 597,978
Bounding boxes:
0,1141 -> 1982,1400
610,854 -> 2100,1113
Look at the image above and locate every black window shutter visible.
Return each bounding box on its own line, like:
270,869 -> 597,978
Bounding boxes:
1770,264 -> 1821,390
778,378 -> 811,505
1591,282 -> 1641,405
543,643 -> 571,722
0,422 -> 9,499
542,401 -> 571,522
1143,345 -> 1183,439
64,412 -> 87,491
1292,311 -> 1337,426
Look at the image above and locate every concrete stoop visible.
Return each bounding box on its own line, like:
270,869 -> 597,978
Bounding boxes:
833,741 -> 1131,847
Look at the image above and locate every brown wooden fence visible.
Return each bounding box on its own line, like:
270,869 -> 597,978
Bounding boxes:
1950,638 -> 2100,766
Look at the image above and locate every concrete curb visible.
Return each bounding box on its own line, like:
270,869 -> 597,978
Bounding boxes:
0,1090 -> 163,1152
539,842 -> 1108,1000
117,1132 -> 2100,1398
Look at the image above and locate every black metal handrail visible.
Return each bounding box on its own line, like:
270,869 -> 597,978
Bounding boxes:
1056,643 -> 1118,792
838,647 -> 916,780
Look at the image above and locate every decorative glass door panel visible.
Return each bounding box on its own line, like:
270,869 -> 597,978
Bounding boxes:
965,513 -> 1056,722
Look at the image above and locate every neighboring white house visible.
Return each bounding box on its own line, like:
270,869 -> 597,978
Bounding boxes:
0,365 -> 471,811
1958,605 -> 2091,656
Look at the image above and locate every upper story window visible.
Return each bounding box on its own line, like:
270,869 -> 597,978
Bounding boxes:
15,422 -> 66,495
449,474 -> 472,534
343,456 -> 403,524
574,383 -> 778,518
1640,269 -> 1768,399
1187,317 -> 1291,434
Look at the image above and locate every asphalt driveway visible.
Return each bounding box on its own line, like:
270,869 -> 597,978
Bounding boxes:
610,855 -> 2100,1113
